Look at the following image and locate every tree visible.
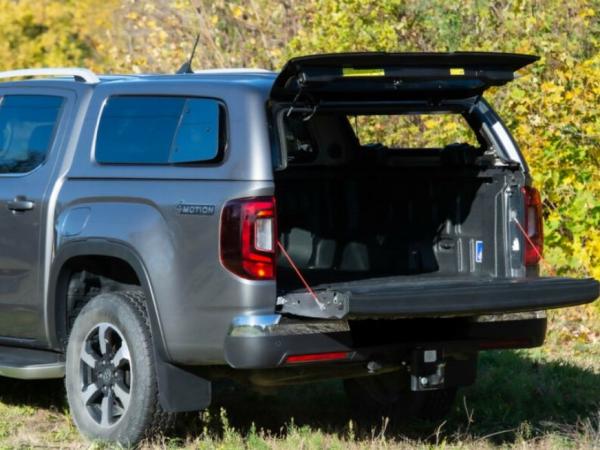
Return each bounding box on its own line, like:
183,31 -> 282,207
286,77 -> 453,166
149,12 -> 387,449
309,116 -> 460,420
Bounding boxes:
0,0 -> 117,71
0,0 -> 597,280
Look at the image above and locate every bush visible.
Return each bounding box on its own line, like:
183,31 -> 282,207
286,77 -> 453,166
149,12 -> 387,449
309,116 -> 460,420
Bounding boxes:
1,0 -> 597,279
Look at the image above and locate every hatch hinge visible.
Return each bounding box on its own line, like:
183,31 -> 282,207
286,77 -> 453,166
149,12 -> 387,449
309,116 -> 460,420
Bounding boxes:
277,290 -> 350,319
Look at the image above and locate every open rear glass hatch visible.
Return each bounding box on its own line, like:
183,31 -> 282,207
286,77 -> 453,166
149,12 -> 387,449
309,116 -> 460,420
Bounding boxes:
271,51 -> 540,102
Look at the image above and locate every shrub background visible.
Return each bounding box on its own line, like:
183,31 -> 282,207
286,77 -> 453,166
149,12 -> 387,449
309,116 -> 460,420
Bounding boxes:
0,0 -> 597,282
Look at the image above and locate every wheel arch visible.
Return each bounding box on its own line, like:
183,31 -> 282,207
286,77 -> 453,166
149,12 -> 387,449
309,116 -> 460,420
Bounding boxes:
48,239 -> 170,361
52,239 -> 212,413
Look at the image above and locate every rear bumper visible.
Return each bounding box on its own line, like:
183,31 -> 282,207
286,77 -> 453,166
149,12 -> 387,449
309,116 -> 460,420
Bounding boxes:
224,312 -> 547,369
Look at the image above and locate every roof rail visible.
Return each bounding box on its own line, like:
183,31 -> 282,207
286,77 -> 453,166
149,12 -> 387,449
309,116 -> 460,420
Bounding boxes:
0,68 -> 100,84
193,68 -> 272,74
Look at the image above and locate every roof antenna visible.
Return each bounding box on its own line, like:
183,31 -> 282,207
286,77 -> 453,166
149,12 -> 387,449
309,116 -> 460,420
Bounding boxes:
176,34 -> 201,74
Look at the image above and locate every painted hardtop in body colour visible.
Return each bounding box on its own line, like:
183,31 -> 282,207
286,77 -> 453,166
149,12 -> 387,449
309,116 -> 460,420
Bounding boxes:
67,72 -> 277,181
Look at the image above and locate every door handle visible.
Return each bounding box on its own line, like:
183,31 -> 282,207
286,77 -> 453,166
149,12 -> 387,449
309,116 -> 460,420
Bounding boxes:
7,196 -> 35,212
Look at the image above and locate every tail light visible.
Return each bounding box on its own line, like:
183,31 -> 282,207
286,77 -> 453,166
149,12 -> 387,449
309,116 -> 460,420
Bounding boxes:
220,196 -> 276,280
521,186 -> 543,266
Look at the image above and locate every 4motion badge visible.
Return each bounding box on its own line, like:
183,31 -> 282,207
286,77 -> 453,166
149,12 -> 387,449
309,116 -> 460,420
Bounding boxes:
176,202 -> 216,216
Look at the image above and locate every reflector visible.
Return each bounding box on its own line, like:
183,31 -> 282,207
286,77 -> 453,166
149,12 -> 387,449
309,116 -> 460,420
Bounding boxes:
285,351 -> 350,364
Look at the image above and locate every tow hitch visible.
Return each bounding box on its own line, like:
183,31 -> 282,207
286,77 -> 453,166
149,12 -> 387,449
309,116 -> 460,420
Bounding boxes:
410,348 -> 446,391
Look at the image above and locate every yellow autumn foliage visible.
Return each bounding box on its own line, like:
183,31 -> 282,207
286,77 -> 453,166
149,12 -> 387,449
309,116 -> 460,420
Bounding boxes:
0,0 -> 117,70
0,0 -> 597,282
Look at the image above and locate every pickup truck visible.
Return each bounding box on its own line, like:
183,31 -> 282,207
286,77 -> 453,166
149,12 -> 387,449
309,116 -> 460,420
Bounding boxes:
0,53 -> 596,445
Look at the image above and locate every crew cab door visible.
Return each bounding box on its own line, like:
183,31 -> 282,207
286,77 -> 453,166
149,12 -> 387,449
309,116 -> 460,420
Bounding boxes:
0,87 -> 72,340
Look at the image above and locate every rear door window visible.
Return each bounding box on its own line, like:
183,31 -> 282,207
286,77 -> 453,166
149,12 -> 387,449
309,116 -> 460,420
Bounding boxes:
95,96 -> 224,165
0,95 -> 64,174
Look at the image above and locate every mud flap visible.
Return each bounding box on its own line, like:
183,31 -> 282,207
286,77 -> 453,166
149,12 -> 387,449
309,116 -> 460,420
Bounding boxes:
154,350 -> 211,412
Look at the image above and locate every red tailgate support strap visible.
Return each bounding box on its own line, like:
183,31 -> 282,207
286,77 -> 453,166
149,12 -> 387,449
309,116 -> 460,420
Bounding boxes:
277,240 -> 325,310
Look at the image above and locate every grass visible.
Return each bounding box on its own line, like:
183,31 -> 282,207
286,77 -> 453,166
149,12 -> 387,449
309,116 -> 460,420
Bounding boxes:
0,305 -> 598,449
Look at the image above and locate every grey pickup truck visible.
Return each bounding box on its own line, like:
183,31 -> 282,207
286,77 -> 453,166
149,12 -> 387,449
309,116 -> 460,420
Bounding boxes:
0,53 -> 596,445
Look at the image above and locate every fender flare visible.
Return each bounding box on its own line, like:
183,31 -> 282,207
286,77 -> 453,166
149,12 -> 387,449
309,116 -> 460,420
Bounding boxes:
49,239 -> 211,412
48,238 -> 169,358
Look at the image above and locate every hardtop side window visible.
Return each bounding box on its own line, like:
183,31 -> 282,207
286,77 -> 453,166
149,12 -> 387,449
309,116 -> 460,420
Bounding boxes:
0,95 -> 64,174
95,95 -> 225,165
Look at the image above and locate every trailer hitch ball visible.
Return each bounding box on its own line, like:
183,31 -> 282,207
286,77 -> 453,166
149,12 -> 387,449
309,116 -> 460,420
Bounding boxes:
366,360 -> 383,374
410,348 -> 446,391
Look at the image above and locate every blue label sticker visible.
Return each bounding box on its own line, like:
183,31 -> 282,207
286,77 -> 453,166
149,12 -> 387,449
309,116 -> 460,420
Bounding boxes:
475,240 -> 484,263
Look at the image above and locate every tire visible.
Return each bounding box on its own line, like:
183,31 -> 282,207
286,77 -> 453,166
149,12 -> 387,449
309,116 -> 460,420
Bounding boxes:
344,372 -> 457,423
65,290 -> 171,446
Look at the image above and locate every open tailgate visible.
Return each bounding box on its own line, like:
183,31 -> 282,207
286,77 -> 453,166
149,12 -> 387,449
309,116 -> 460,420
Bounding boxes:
278,277 -> 599,320
271,51 -> 539,102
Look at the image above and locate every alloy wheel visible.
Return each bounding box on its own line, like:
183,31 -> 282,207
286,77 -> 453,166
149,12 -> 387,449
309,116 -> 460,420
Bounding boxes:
79,322 -> 132,428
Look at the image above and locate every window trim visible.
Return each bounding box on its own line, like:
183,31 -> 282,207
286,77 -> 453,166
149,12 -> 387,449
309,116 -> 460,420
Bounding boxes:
0,93 -> 66,178
92,94 -> 228,167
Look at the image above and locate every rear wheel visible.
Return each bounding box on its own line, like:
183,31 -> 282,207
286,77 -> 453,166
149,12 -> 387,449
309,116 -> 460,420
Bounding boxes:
344,372 -> 457,423
65,291 -> 171,445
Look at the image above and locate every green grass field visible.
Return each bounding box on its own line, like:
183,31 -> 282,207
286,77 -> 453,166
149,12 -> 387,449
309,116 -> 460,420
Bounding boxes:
0,306 -> 598,449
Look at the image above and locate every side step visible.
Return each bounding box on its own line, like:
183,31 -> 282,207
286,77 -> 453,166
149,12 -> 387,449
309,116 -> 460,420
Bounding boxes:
0,346 -> 65,380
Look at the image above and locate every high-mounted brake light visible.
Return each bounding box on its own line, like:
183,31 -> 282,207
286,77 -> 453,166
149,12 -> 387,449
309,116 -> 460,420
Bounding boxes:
220,196 -> 276,280
521,186 -> 543,266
